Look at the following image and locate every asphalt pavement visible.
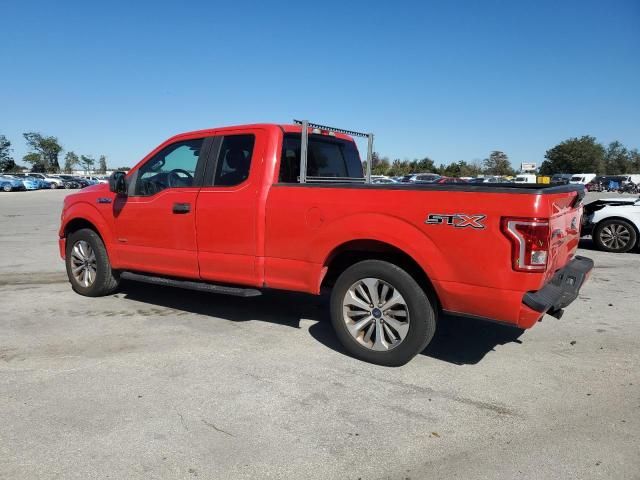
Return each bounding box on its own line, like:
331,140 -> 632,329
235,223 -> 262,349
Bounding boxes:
1,189 -> 638,480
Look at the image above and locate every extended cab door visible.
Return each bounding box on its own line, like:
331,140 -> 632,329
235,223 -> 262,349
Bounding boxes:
195,130 -> 265,286
112,136 -> 212,278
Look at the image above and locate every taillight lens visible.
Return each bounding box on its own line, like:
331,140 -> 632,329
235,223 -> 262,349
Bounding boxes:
501,217 -> 550,272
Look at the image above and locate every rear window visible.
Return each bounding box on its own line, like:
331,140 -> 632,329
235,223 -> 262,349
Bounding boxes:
279,134 -> 363,183
570,176 -> 583,182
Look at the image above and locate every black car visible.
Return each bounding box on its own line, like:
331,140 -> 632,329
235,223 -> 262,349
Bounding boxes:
551,173 -> 573,185
57,175 -> 88,188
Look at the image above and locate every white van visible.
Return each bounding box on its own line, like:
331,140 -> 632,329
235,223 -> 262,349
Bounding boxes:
514,174 -> 537,184
570,173 -> 596,184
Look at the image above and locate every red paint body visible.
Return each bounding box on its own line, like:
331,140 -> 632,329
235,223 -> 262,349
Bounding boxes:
59,124 -> 585,328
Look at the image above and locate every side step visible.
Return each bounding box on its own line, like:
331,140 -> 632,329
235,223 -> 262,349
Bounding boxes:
120,271 -> 262,297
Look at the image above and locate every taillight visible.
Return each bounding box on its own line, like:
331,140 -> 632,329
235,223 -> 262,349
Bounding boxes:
501,217 -> 550,272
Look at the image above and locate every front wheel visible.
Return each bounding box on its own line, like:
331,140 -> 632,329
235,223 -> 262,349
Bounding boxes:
594,219 -> 637,253
330,260 -> 436,366
65,228 -> 120,296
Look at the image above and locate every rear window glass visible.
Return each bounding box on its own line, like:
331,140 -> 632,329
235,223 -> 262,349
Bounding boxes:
570,176 -> 582,181
279,134 -> 363,183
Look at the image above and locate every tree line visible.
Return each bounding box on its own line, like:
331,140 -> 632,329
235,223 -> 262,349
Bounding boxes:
370,137 -> 639,178
369,150 -> 515,177
2,130 -> 638,177
0,132 -> 108,174
539,136 -> 640,175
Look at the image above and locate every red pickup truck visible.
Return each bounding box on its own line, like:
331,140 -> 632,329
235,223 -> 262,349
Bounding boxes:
59,121 -> 593,365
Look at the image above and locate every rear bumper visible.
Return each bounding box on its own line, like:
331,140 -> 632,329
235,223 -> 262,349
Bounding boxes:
522,255 -> 594,314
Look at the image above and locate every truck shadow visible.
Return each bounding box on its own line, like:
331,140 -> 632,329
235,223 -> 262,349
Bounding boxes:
119,281 -> 524,366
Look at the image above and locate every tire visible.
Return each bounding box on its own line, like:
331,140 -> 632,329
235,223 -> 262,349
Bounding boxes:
64,183 -> 71,189
2,184 -> 11,192
330,260 -> 436,366
50,183 -> 57,189
65,228 -> 120,296
594,218 -> 638,253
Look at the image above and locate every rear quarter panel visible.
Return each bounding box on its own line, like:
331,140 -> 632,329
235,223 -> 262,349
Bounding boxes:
265,185 -> 581,325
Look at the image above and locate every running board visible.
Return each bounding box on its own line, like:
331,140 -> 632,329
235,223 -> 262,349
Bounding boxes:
120,272 -> 262,297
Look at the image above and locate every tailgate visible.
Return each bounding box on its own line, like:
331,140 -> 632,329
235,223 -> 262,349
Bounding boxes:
545,189 -> 584,281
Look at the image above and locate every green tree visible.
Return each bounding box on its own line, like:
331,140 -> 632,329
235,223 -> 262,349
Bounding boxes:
64,151 -> 79,173
540,136 -> 605,175
97,155 -> 108,174
23,132 -> 63,172
79,155 -> 95,173
415,157 -> 436,173
23,152 -> 44,171
603,141 -> 630,174
630,149 -> 640,172
483,151 -> 515,176
387,159 -> 410,176
0,135 -> 15,172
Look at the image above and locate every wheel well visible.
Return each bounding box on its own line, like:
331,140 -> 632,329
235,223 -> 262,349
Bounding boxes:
321,240 -> 439,307
64,218 -> 101,239
595,216 -> 640,246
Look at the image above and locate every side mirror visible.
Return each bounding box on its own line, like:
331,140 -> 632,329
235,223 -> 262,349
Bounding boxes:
109,171 -> 128,195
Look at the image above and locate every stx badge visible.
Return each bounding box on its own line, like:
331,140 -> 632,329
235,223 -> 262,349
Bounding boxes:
425,213 -> 486,229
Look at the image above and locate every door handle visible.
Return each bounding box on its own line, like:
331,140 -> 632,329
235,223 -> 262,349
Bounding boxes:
172,202 -> 191,214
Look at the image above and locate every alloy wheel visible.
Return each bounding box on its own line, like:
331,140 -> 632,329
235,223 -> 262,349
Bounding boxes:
342,277 -> 410,351
70,240 -> 97,287
600,223 -> 632,250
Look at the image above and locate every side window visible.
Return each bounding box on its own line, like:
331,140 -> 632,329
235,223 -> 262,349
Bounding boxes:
213,134 -> 255,186
135,138 -> 204,196
279,134 -> 363,183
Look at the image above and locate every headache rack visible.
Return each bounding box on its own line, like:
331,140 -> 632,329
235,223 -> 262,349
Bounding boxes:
293,119 -> 374,184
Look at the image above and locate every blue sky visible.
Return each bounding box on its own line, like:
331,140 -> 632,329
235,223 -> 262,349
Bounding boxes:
1,0 -> 638,169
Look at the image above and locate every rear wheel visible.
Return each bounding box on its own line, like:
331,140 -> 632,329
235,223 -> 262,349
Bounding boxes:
65,228 -> 120,296
2,184 -> 11,192
330,260 -> 436,366
594,219 -> 637,253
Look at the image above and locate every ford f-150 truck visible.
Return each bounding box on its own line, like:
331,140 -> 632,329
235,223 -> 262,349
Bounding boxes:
59,121 -> 593,365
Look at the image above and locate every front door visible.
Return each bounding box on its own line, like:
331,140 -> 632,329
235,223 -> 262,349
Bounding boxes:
112,136 -> 211,278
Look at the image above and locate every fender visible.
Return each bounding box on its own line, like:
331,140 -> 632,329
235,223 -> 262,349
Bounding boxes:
309,212 -> 455,286
60,201 -> 120,265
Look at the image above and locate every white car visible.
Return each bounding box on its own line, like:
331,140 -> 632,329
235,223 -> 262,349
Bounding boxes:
570,173 -> 597,185
583,196 -> 640,252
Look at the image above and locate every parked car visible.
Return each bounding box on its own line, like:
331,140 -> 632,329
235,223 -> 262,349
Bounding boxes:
514,174 -> 537,184
372,177 -> 398,184
56,175 -> 89,188
434,176 -> 468,184
59,121 -> 592,366
583,196 -> 640,252
0,175 -> 26,192
7,175 -> 39,190
27,173 -> 65,188
467,177 -> 486,184
400,173 -> 441,183
81,175 -> 108,185
570,173 -> 597,185
551,173 -> 573,185
13,174 -> 57,189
